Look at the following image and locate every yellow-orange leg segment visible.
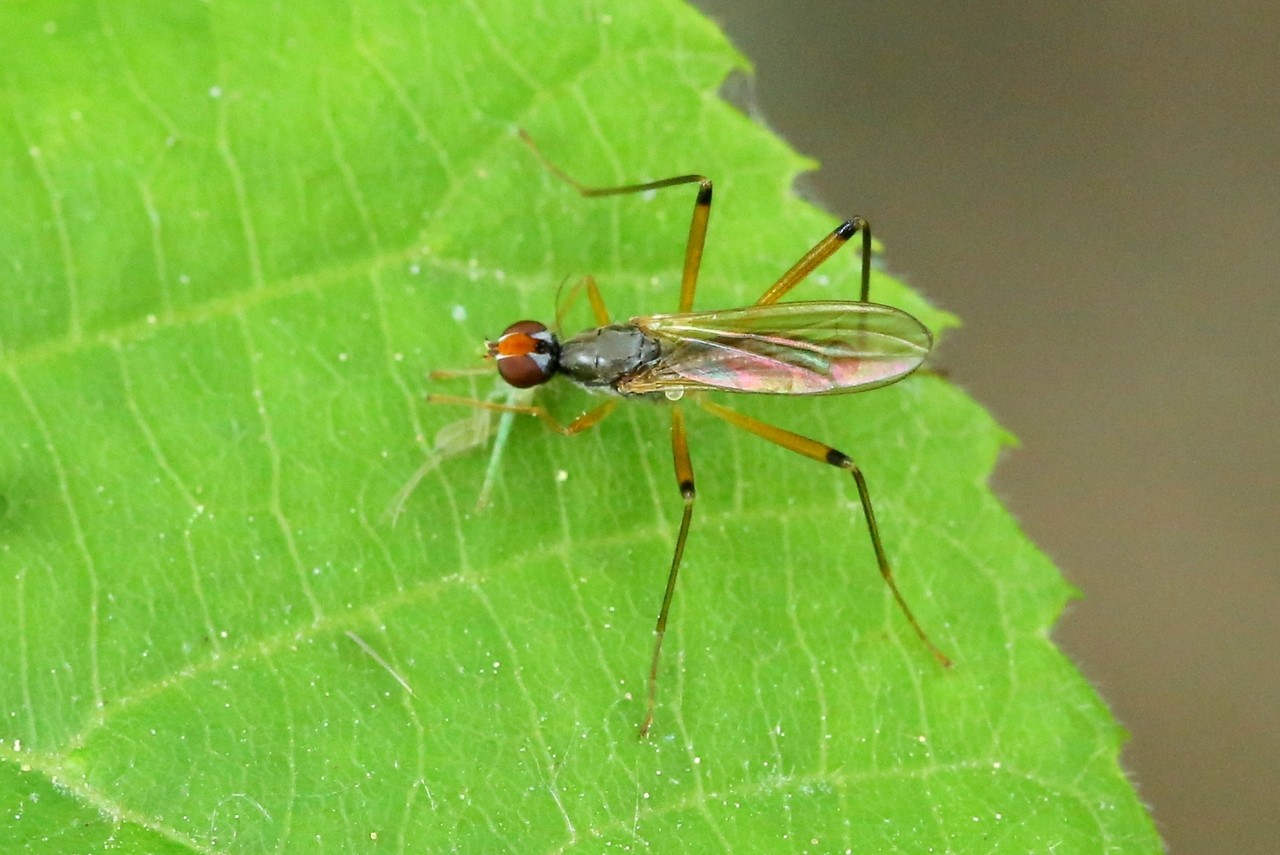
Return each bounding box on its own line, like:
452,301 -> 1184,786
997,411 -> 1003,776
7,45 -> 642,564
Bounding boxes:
754,217 -> 873,306
639,405 -> 697,739
518,129 -> 712,314
426,394 -> 619,437
698,397 -> 952,668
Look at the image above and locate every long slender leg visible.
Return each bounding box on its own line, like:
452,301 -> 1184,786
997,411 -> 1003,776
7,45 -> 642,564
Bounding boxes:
697,398 -> 951,668
426,394 -> 618,437
518,129 -> 712,313
754,217 -> 873,306
639,405 -> 697,739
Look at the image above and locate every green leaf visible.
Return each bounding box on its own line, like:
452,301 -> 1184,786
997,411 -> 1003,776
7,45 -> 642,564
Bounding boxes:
0,1 -> 1159,851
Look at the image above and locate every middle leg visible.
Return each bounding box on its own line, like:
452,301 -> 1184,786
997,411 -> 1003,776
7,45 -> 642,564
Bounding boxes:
754,216 -> 873,306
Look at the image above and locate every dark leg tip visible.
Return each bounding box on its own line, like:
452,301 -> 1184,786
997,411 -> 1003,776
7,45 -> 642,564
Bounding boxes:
825,448 -> 852,468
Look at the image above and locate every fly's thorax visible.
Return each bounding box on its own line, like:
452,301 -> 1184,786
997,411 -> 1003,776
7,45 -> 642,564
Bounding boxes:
558,324 -> 664,391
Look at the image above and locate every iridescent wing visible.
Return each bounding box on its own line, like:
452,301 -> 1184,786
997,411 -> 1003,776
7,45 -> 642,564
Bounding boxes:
622,300 -> 932,396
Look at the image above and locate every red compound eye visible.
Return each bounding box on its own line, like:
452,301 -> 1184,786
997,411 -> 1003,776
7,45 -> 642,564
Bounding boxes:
491,320 -> 557,388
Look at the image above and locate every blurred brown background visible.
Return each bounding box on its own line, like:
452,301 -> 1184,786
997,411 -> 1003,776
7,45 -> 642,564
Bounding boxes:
693,2 -> 1280,852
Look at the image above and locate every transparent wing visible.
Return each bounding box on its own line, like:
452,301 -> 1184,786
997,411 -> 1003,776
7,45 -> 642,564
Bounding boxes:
624,301 -> 932,396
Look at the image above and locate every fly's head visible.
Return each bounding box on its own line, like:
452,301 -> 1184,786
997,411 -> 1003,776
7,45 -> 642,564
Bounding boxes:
487,320 -> 560,388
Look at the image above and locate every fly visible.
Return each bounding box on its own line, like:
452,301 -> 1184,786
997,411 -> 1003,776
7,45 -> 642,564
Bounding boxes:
428,131 -> 953,738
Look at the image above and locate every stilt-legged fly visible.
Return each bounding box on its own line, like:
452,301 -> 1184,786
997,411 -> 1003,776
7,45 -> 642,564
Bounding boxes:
428,131 -> 952,738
